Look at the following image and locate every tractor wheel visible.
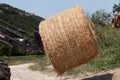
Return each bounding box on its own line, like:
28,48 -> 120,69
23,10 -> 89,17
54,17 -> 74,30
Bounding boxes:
0,60 -> 11,80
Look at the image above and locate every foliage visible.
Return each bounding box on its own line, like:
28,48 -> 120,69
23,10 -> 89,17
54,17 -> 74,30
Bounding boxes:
90,26 -> 120,69
0,44 -> 11,56
0,44 -> 26,56
0,55 -> 42,65
113,2 -> 120,14
29,55 -> 50,71
91,9 -> 112,26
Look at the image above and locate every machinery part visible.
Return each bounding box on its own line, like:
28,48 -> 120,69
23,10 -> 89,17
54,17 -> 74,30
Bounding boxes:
33,27 -> 44,53
112,14 -> 120,28
0,60 -> 11,80
112,18 -> 117,28
0,19 -> 44,53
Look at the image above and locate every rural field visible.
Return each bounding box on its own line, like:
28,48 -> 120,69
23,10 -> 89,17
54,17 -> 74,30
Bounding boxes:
0,2 -> 120,80
1,25 -> 120,79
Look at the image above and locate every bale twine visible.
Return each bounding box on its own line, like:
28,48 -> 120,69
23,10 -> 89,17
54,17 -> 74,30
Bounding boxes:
39,5 -> 98,75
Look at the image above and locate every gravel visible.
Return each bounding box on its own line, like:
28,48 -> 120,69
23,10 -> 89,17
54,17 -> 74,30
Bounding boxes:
10,63 -> 120,80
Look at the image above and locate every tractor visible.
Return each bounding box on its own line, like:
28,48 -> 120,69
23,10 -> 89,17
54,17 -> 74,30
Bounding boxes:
112,14 -> 120,28
0,18 -> 44,80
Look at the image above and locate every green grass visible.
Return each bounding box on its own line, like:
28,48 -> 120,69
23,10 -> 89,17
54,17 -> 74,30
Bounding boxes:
29,56 -> 50,71
0,55 -> 44,65
0,55 -> 50,71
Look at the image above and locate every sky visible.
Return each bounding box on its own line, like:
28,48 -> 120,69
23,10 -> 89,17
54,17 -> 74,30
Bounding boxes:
0,0 -> 120,18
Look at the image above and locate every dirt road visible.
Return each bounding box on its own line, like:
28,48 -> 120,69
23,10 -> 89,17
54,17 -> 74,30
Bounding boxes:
10,63 -> 65,80
10,63 -> 120,80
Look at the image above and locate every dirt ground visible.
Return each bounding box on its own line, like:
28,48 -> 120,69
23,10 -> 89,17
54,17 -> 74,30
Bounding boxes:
10,63 -> 120,80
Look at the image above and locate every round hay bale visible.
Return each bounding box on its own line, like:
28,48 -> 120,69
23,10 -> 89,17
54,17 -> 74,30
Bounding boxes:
112,72 -> 120,80
39,5 -> 98,75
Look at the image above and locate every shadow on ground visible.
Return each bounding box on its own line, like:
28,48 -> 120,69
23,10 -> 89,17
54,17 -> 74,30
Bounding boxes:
82,73 -> 113,80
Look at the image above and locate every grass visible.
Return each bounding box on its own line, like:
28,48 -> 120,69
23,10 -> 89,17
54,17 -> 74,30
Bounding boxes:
0,54 -> 50,71
0,55 -> 44,65
29,56 -> 50,71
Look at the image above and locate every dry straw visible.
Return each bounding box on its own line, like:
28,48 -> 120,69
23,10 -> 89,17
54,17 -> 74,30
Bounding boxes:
39,5 -> 98,75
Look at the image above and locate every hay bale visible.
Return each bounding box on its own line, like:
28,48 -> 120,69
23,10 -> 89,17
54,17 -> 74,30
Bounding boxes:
39,5 -> 98,74
112,72 -> 120,80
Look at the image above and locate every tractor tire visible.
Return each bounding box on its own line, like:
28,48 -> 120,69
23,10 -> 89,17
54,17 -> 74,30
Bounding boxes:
0,60 -> 11,80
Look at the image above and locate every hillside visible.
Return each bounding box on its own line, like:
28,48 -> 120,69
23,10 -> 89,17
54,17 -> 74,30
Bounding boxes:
0,4 -> 44,32
0,4 -> 44,55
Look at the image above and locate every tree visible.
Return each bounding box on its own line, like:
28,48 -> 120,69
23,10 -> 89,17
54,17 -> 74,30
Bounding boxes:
91,9 -> 112,26
113,2 -> 120,14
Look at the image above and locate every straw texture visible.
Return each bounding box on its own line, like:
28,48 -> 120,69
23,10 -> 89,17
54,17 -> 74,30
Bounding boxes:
39,5 -> 98,74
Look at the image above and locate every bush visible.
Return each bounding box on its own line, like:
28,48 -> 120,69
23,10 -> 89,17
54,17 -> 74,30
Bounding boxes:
0,44 -> 26,56
91,10 -> 112,26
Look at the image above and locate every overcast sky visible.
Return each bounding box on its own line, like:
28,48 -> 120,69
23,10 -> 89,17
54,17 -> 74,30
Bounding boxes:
0,0 -> 120,18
